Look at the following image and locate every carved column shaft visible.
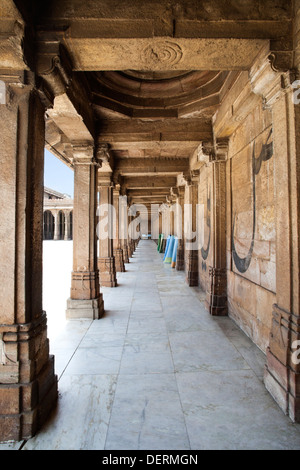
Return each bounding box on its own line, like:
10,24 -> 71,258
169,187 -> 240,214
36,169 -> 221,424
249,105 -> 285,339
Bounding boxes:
120,193 -> 129,263
66,144 -> 104,318
185,178 -> 199,287
176,187 -> 185,271
98,179 -> 117,287
0,74 -> 57,441
113,185 -> 125,272
206,142 -> 228,316
53,211 -> 60,240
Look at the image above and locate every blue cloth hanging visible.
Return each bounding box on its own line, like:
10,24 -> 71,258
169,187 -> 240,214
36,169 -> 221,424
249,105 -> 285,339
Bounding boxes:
163,236 -> 171,260
171,237 -> 178,268
164,235 -> 175,263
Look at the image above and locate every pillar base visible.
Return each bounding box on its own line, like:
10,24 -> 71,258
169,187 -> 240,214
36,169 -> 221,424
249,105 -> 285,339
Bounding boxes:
176,242 -> 184,271
264,348 -> 300,423
0,314 -> 58,441
98,257 -> 117,287
123,243 -> 129,263
185,249 -> 198,287
263,303 -> 300,423
0,357 -> 58,442
206,267 -> 228,316
66,296 -> 104,320
113,248 -> 125,272
128,241 -> 135,258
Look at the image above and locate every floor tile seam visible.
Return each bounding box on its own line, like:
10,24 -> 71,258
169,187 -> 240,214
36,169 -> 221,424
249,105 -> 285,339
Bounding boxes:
157,247 -> 194,451
57,320 -> 94,381
223,332 -> 267,382
167,320 -> 192,449
103,250 -> 140,450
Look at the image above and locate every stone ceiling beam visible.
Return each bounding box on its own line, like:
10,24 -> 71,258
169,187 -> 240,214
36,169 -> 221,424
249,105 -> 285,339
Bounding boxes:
123,176 -> 177,190
0,0 -> 30,70
47,93 -> 93,143
115,158 -> 189,176
63,37 -> 268,72
128,189 -> 170,196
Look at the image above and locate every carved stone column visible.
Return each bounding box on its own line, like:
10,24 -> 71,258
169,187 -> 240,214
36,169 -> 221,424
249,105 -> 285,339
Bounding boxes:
185,172 -> 199,287
53,210 -> 60,240
205,140 -> 229,316
64,211 -> 70,240
113,184 -> 125,272
119,191 -> 129,263
128,206 -> 135,258
66,143 -> 104,319
250,52 -> 300,422
176,187 -> 185,271
98,177 -> 117,287
0,73 -> 57,441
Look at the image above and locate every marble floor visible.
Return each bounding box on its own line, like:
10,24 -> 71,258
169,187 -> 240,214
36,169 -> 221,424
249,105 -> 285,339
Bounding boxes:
1,240 -> 300,450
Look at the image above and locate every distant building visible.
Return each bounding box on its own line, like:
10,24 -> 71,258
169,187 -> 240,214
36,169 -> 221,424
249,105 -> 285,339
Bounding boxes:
43,187 -> 73,240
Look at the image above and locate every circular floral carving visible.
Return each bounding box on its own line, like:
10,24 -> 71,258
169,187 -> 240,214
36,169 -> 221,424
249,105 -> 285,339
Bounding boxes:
142,41 -> 183,68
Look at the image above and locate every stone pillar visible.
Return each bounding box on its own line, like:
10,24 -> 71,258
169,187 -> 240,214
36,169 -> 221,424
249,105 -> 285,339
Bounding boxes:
128,207 -> 135,258
120,192 -> 129,263
53,210 -> 60,240
66,143 -> 104,319
113,184 -> 125,272
64,211 -> 70,240
0,73 -> 57,441
151,204 -> 160,242
205,140 -> 229,316
250,55 -> 300,422
185,172 -> 199,287
98,177 -> 117,287
176,187 -> 185,271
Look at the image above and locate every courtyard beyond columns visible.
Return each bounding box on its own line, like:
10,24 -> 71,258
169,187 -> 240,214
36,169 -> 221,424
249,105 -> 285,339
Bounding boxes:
2,240 -> 300,450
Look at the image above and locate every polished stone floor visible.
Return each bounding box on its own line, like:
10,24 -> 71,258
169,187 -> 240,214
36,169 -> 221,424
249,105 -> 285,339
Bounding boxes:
1,240 -> 300,450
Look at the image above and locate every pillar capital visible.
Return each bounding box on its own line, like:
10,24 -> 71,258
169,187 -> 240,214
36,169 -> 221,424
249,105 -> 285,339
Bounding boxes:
250,50 -> 297,108
96,142 -> 111,164
35,35 -> 73,103
71,142 -> 100,166
205,138 -> 230,164
197,141 -> 215,164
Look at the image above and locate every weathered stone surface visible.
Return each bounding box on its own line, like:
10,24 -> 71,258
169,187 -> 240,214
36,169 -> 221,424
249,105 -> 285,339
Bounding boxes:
1,0 -> 300,442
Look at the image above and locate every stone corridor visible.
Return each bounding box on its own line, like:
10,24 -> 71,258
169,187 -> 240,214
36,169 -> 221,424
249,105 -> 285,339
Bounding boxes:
2,240 -> 300,450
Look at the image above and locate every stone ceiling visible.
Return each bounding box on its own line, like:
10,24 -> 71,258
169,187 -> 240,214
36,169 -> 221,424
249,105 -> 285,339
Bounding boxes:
31,0 -> 293,206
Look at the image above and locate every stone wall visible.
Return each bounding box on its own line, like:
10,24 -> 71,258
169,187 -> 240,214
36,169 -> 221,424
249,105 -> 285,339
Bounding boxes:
227,103 -> 276,352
